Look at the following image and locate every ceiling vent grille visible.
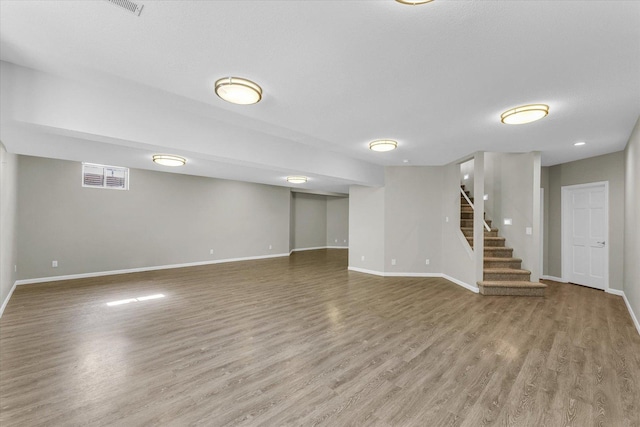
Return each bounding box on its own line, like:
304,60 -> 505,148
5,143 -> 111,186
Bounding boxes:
104,0 -> 144,16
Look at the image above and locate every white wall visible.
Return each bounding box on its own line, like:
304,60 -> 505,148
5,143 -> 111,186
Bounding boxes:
349,185 -> 385,273
0,143 -> 18,314
17,156 -> 291,280
624,116 -> 640,328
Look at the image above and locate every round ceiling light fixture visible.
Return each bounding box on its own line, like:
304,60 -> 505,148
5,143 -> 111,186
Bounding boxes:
214,77 -> 262,105
152,154 -> 186,167
369,139 -> 398,152
574,141 -> 586,146
500,104 -> 549,125
287,176 -> 307,184
395,0 -> 435,4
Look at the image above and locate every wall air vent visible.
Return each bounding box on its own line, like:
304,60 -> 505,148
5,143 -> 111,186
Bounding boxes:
104,0 -> 144,16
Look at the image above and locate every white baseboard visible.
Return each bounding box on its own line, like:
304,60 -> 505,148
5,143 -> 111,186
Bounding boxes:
291,246 -> 348,253
541,275 -> 566,282
0,281 -> 17,319
347,267 -> 478,293
15,253 -> 291,286
606,289 -> 640,337
441,274 -> 480,293
347,266 -> 385,276
622,292 -> 640,337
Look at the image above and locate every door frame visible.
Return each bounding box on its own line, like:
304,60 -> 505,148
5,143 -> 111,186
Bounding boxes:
561,181 -> 609,291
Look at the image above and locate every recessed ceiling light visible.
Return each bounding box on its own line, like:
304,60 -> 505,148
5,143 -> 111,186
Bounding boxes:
152,154 -> 186,167
369,140 -> 398,152
215,77 -> 262,105
500,104 -> 549,125
287,176 -> 307,184
395,0 -> 435,4
403,159 -> 409,163
574,141 -> 586,146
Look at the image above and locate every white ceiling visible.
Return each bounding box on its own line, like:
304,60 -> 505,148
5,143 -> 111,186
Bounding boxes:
1,0 -> 639,193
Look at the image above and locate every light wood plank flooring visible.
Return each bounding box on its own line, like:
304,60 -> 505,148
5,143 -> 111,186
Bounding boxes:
1,249 -> 639,426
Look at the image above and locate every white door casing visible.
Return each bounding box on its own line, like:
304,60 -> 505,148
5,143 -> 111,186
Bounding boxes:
561,182 -> 608,290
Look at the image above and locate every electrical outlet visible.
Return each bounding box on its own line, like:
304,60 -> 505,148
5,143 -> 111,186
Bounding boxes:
52,260 -> 58,268
391,259 -> 396,266
343,239 -> 347,243
361,255 -> 365,261
446,216 -> 449,222
334,239 -> 338,243
425,259 -> 430,265
526,227 -> 532,235
504,218 -> 512,225
14,265 -> 17,272
269,245 -> 272,250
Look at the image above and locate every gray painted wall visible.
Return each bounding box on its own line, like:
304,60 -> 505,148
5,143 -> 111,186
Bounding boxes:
441,162 -> 476,287
384,167 -> 443,274
17,156 -> 291,280
484,152 -> 541,281
624,116 -> 640,327
460,159 -> 475,198
0,143 -> 18,310
349,185 -> 385,273
326,197 -> 349,247
545,151 -> 625,290
541,167 -> 550,275
291,192 -> 327,250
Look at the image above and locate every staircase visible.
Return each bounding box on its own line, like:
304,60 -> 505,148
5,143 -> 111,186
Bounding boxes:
460,186 -> 546,297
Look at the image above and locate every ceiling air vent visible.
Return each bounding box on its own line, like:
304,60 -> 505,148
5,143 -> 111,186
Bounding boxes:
104,0 -> 144,16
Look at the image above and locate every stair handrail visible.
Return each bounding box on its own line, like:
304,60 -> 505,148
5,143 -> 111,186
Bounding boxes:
460,187 -> 491,232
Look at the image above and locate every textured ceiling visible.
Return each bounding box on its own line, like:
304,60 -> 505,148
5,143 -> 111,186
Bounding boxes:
1,0 -> 639,193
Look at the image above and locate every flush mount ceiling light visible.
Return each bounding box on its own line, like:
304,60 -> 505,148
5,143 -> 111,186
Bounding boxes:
574,141 -> 586,146
214,77 -> 262,105
287,176 -> 307,184
500,104 -> 549,125
395,0 -> 435,4
152,154 -> 186,167
369,140 -> 398,152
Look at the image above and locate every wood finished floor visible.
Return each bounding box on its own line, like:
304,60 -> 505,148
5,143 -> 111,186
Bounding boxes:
1,249 -> 639,427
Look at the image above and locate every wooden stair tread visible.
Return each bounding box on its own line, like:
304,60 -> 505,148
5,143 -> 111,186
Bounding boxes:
478,281 -> 547,288
484,257 -> 522,262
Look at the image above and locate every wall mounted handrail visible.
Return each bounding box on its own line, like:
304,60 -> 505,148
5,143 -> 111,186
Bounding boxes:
460,187 -> 491,232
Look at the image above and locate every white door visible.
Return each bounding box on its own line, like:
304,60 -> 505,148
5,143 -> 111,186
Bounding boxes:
562,182 -> 608,290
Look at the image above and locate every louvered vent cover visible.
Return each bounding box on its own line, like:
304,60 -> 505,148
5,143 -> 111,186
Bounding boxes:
82,163 -> 129,190
104,0 -> 144,16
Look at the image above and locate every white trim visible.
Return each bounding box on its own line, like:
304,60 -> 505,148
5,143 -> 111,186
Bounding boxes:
0,281 -> 18,319
347,266 -> 385,276
347,267 -> 478,293
605,289 -> 640,337
291,246 -> 348,253
383,272 -> 441,278
541,275 -> 566,282
622,292 -> 640,337
561,181 -> 609,291
441,274 -> 480,293
15,253 -> 291,286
